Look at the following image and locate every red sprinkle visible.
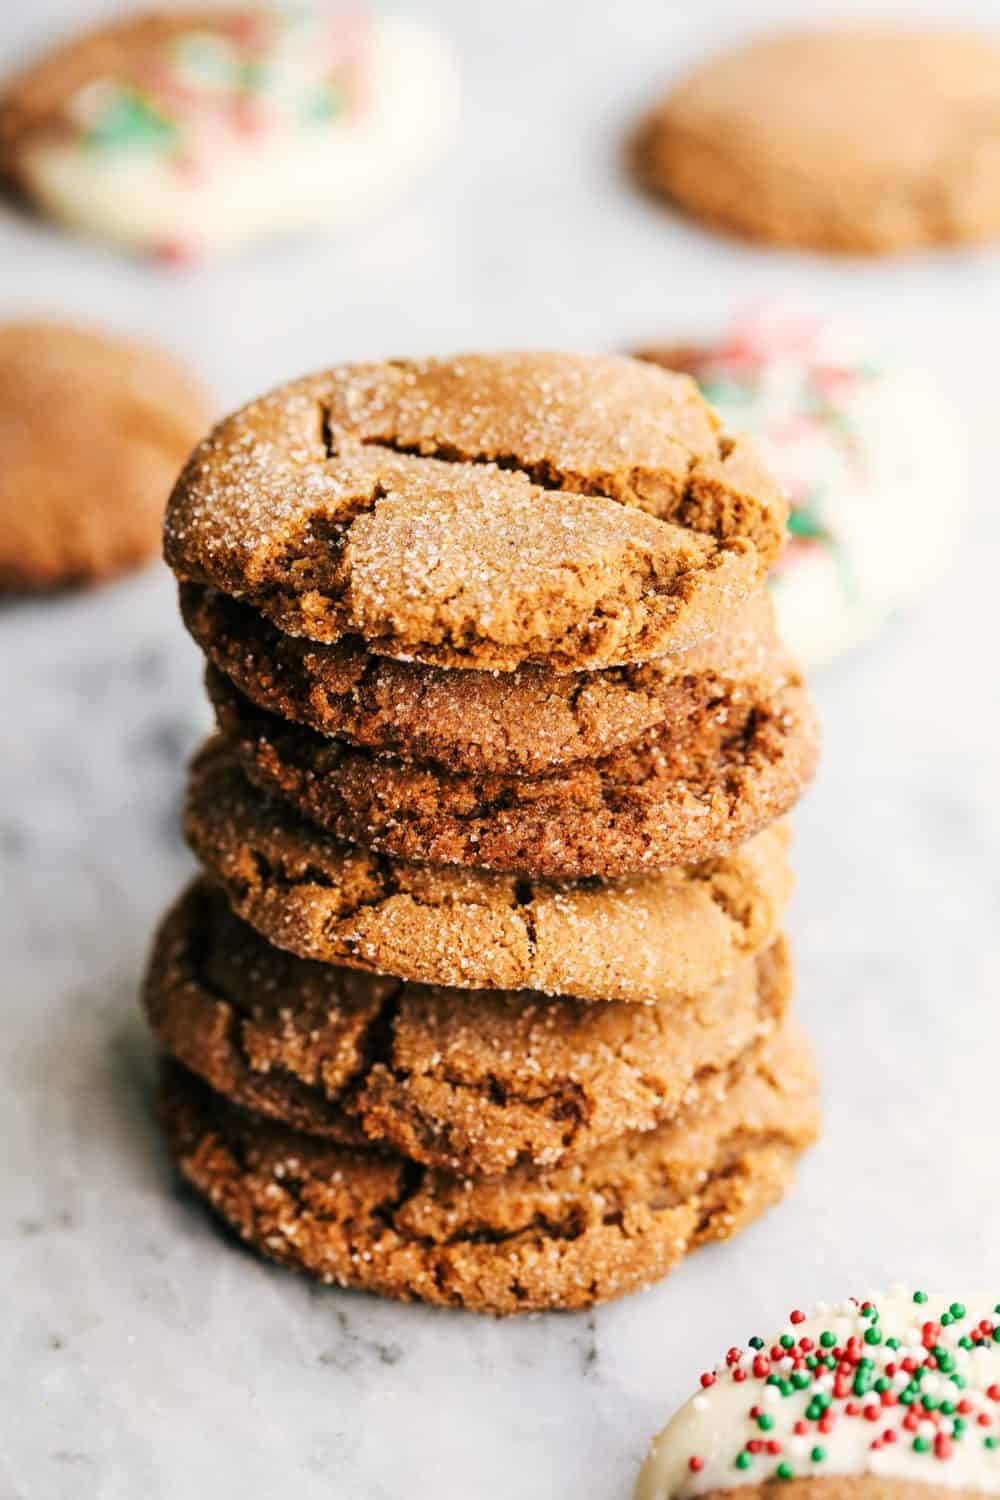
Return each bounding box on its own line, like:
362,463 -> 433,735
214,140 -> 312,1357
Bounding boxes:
733,1370 -> 747,1383
727,1348 -> 742,1365
700,1372 -> 716,1389
689,1456 -> 704,1473
790,1310 -> 805,1324
753,1357 -> 771,1378
883,1430 -> 898,1445
934,1435 -> 953,1461
989,1386 -> 1000,1402
794,1421 -> 808,1436
766,1441 -> 781,1456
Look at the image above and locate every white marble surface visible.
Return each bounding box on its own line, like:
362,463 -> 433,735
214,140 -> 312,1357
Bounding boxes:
2,1 -> 1000,1496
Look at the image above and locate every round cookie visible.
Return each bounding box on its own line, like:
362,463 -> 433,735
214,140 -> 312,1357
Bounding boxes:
631,27 -> 1000,255
636,312 -> 972,669
160,1018 -> 819,1314
0,8 -> 458,259
0,321 -> 210,590
206,659 -> 818,878
636,1288 -> 1000,1499
164,352 -> 788,672
184,740 -> 793,1003
181,583 -> 786,774
144,879 -> 792,1175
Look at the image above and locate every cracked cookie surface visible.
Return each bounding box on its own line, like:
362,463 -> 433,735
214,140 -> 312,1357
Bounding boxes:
160,1017 -> 820,1313
631,27 -> 1000,255
206,658 -> 818,877
164,352 -> 787,671
184,740 -> 794,1002
182,583 -> 786,775
0,320 -> 210,589
144,879 -> 791,1174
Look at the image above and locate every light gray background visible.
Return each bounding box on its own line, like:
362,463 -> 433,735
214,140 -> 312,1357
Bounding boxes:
2,2 -> 999,1497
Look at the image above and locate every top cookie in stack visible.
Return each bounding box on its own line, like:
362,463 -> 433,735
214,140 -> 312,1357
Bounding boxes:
151,352 -> 820,1313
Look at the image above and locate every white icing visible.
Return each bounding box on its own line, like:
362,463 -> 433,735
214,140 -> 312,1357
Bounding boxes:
24,13 -> 459,254
682,313 -> 971,669
636,1292 -> 1000,1499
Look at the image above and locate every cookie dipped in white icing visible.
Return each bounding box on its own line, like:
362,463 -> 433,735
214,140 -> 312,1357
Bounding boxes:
0,6 -> 458,258
640,311 -> 971,668
636,1289 -> 1000,1499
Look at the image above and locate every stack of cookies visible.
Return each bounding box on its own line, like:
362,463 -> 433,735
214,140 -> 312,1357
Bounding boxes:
146,352 -> 821,1314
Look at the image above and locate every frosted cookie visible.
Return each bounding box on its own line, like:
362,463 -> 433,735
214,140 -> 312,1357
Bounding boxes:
160,1018 -> 819,1313
164,353 -> 788,671
181,584 -> 786,775
144,879 -> 791,1174
0,7 -> 458,258
632,27 -> 1000,254
636,1288 -> 1000,1498
183,740 -> 793,1004
637,312 -> 971,667
206,661 -> 818,877
0,320 -> 210,590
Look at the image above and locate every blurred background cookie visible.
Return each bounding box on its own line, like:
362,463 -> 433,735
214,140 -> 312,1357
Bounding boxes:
636,309 -> 971,668
631,26 -> 1000,255
0,5 -> 459,259
0,320 -> 210,590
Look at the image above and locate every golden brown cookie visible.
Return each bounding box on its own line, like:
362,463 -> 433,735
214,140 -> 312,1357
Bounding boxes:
164,353 -> 787,671
183,739 -> 794,1002
181,583 -> 787,775
206,660 -> 818,877
631,27 -> 1000,255
0,321 -> 209,590
160,1017 -> 820,1313
144,879 -> 792,1174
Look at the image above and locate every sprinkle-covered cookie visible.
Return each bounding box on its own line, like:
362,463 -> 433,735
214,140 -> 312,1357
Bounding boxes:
144,879 -> 791,1174
631,27 -> 1000,255
0,7 -> 458,258
181,584 -> 786,775
183,740 -> 793,1004
161,1017 -> 819,1313
637,311 -> 971,668
164,353 -> 787,671
0,321 -> 210,590
206,658 -> 818,877
636,1288 -> 1000,1498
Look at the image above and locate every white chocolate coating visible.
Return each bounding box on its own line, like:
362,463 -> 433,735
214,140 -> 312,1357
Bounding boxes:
20,11 -> 458,256
636,1291 -> 1000,1499
670,313 -> 971,669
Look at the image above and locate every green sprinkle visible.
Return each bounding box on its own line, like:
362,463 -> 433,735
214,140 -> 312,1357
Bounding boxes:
953,1418 -> 966,1436
942,1313 -> 953,1327
914,1290 -> 928,1304
864,1327 -> 882,1345
749,1337 -> 765,1350
985,1437 -> 998,1451
913,1437 -> 931,1453
757,1414 -> 775,1432
899,1389 -> 917,1406
960,1337 -> 975,1350
941,1401 -> 956,1415
951,1303 -> 967,1319
923,1394 -> 937,1411
811,1447 -> 826,1463
792,1372 -> 811,1390
736,1452 -> 753,1470
993,1328 -> 1000,1344
780,1335 -> 795,1349
779,1381 -> 794,1397
766,1374 -> 781,1387
951,1374 -> 967,1389
875,1378 -> 890,1394
776,1463 -> 794,1481
886,1337 -> 900,1350
819,1332 -> 836,1349
805,1356 -> 818,1369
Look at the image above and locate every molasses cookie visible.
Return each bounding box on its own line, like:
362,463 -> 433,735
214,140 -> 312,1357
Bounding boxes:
181,583 -> 786,775
0,321 -> 209,590
206,660 -> 818,877
164,353 -> 787,671
631,27 -> 1000,255
161,1018 -> 820,1313
144,879 -> 791,1174
184,738 -> 793,1000
0,8 -> 458,258
636,1288 -> 1000,1498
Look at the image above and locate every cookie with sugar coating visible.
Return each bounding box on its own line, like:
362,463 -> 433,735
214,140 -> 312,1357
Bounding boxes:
632,27 -> 1000,255
0,320 -> 210,590
144,878 -> 793,1175
160,1017 -> 819,1314
164,352 -> 787,672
